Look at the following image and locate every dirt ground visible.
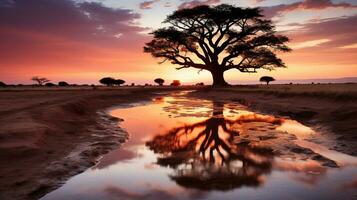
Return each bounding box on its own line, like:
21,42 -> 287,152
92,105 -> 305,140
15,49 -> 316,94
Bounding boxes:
0,87 -> 194,200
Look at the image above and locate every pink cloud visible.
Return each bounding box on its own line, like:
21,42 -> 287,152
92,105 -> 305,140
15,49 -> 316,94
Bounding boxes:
253,0 -> 267,3
178,0 -> 221,10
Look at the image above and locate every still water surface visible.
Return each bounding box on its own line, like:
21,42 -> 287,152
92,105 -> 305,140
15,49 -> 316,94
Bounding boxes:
42,92 -> 357,200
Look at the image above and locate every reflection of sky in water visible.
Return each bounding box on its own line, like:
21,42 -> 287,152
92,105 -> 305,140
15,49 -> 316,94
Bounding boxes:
42,92 -> 357,200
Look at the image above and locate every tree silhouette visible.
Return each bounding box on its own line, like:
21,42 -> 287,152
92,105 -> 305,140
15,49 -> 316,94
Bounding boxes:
154,78 -> 165,86
146,101 -> 282,190
31,76 -> 50,86
113,79 -> 125,86
0,81 -> 6,87
260,76 -> 275,85
144,4 -> 291,86
100,78 -> 125,86
99,77 -> 115,86
58,81 -> 69,86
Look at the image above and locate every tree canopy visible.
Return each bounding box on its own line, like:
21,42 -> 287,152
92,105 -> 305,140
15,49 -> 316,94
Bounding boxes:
58,81 -> 69,86
99,77 -> 125,86
154,78 -> 165,86
99,77 -> 114,86
113,79 -> 125,86
260,76 -> 275,85
31,76 -> 50,86
45,82 -> 56,87
144,4 -> 290,86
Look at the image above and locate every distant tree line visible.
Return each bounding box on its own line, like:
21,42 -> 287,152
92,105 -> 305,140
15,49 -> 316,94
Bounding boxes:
1,76 -> 280,88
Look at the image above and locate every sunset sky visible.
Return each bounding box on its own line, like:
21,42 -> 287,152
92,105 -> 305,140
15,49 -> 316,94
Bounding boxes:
0,0 -> 356,85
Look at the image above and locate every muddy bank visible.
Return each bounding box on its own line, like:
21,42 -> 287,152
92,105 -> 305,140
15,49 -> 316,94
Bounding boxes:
0,87 -> 194,200
189,87 -> 357,156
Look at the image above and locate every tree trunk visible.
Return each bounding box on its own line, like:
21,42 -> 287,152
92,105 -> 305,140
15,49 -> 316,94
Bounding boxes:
211,70 -> 228,87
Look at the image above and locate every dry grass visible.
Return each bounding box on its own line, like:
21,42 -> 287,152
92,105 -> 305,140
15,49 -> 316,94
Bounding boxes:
1,83 -> 356,101
0,85 -> 197,92
224,83 -> 357,101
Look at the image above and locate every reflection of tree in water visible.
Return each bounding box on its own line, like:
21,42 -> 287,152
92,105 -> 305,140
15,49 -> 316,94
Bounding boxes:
146,101 -> 283,190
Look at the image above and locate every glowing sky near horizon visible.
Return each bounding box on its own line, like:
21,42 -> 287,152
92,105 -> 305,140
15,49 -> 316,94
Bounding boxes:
0,0 -> 356,84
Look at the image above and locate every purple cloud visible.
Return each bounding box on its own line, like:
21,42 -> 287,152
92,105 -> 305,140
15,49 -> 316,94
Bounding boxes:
0,0 -> 145,43
263,0 -> 357,19
0,0 -> 149,73
283,15 -> 357,49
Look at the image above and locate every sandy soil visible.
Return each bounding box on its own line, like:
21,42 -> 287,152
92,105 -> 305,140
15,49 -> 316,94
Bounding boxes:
0,87 -> 194,200
0,84 -> 356,199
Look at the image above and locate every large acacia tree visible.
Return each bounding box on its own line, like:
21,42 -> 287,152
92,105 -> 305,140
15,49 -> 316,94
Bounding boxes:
144,4 -> 291,86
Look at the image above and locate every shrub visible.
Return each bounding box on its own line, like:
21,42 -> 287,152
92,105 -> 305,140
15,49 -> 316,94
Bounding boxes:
170,80 -> 181,86
58,81 -> 69,86
45,83 -> 56,87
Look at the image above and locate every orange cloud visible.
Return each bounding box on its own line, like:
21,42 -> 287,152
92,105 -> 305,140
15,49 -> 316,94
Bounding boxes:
139,0 -> 160,9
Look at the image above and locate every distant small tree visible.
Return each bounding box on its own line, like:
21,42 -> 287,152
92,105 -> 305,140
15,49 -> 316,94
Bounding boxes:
58,81 -> 69,86
154,78 -> 165,86
260,76 -> 275,85
196,82 -> 204,86
31,76 -> 50,86
0,81 -> 6,87
170,80 -> 181,86
99,77 -> 115,86
45,83 -> 56,87
113,79 -> 125,86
